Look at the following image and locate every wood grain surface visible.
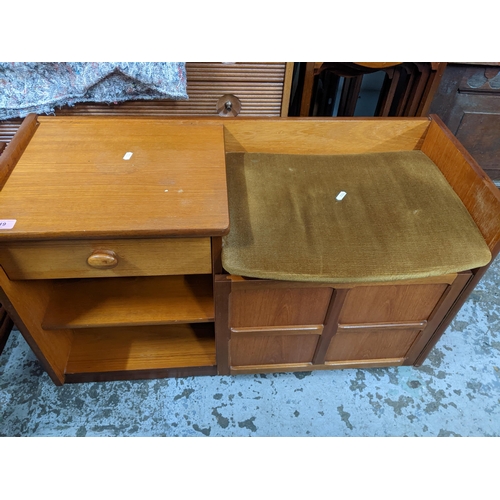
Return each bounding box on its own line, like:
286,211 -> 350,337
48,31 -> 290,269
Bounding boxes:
0,237 -> 212,279
325,328 -> 421,362
0,114 -> 38,189
339,284 -> 448,324
0,266 -> 72,384
42,274 -> 214,329
230,325 -> 323,336
230,331 -> 320,367
0,117 -> 229,240
220,118 -> 430,154
422,116 -> 500,252
405,271 -> 472,365
66,323 -> 216,374
230,287 -> 332,327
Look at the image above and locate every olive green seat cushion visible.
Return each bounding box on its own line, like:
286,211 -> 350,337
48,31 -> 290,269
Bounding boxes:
222,151 -> 491,283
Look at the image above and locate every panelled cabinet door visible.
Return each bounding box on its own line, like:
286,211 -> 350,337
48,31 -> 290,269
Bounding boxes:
230,325 -> 323,368
325,280 -> 460,367
222,274 -> 467,374
325,327 -> 422,365
228,287 -> 332,372
338,284 -> 448,324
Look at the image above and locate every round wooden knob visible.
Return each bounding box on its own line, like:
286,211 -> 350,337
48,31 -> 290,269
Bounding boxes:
87,250 -> 118,269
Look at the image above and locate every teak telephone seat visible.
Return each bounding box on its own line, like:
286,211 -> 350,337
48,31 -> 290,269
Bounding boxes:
0,114 -> 499,385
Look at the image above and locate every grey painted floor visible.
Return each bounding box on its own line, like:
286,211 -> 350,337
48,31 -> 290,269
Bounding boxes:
1,257 -> 499,437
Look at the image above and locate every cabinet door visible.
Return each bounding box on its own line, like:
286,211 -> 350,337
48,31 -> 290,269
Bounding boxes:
325,280 -> 457,366
230,287 -> 332,327
230,325 -> 323,370
228,287 -> 332,372
325,327 -> 421,365
218,274 -> 468,374
339,283 -> 448,324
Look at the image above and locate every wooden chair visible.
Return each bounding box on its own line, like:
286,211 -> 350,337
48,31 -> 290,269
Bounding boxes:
293,62 -> 447,118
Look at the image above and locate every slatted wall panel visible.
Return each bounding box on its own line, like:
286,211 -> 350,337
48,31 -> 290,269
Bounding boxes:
50,62 -> 288,117
0,119 -> 22,145
0,63 -> 290,144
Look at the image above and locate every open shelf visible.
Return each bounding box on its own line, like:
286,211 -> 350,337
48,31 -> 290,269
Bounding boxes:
42,274 -> 214,329
65,323 -> 216,376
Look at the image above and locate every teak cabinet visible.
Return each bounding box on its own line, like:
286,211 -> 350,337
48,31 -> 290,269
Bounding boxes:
215,274 -> 470,375
0,115 -> 499,385
0,117 -> 229,384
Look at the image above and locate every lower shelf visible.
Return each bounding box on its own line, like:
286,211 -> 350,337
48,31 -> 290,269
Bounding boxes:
65,323 -> 216,382
43,274 -> 214,329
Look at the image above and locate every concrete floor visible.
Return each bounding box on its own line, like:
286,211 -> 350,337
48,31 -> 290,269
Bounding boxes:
1,257 -> 499,437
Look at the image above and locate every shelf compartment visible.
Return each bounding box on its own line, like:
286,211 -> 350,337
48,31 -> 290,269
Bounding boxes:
42,274 -> 214,329
65,323 -> 216,379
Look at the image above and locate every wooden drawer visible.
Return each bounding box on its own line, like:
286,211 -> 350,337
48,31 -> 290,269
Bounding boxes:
0,238 -> 212,279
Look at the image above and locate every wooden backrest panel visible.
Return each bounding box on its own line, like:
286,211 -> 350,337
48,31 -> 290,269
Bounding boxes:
0,114 -> 38,190
422,116 -> 500,254
220,118 -> 430,154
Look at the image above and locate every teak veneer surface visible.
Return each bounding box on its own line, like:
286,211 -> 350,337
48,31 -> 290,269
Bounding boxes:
0,266 -> 71,385
0,117 -> 229,240
42,275 -> 214,329
219,118 -> 430,154
0,237 -> 212,280
421,117 -> 500,253
2,115 -> 498,383
0,114 -> 38,189
325,328 -> 421,362
339,284 -> 449,324
160,117 -> 429,155
230,331 -> 320,367
66,324 -> 216,374
230,288 -> 333,327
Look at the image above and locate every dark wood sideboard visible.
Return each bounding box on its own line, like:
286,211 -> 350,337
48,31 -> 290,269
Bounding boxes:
430,63 -> 500,181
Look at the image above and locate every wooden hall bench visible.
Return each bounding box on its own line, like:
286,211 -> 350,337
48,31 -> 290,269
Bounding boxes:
214,116 -> 500,375
0,114 -> 498,384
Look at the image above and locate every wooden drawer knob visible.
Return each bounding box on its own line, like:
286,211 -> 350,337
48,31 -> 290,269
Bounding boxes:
87,250 -> 118,269
217,94 -> 241,117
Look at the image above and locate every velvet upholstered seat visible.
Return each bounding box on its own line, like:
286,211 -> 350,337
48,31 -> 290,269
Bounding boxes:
221,151 -> 491,283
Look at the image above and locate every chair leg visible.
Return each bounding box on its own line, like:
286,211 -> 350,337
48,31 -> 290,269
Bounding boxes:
338,75 -> 363,116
